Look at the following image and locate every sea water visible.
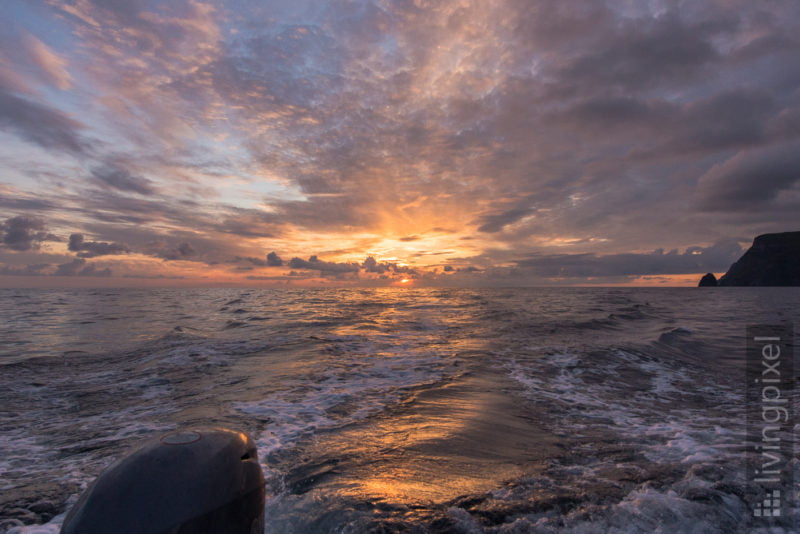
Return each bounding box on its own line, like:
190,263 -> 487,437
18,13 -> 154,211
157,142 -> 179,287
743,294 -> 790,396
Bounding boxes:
0,287 -> 797,533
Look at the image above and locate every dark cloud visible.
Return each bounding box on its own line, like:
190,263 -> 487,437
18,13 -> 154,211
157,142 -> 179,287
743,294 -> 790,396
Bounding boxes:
553,96 -> 673,133
287,255 -> 359,273
75,217 -> 275,267
278,254 -> 418,279
508,0 -> 612,50
214,209 -> 280,238
76,192 -> 273,252
557,12 -> 725,93
91,165 -> 156,196
121,273 -> 185,280
0,89 -> 87,153
362,256 -> 388,274
75,261 -> 113,277
361,256 -> 417,275
669,89 -> 777,153
0,263 -> 50,276
69,191 -> 288,263
234,256 -> 267,267
268,195 -> 373,231
54,258 -> 85,276
242,257 -> 267,267
1,259 -> 121,278
695,141 -> 800,211
1,216 -> 60,251
266,251 -> 283,266
80,191 -> 194,224
68,233 -> 130,258
146,241 -> 196,261
54,258 -> 112,277
0,196 -> 60,212
515,240 -> 743,278
476,205 -> 537,233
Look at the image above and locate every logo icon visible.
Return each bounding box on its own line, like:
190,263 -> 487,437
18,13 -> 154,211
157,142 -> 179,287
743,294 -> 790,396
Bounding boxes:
752,489 -> 781,518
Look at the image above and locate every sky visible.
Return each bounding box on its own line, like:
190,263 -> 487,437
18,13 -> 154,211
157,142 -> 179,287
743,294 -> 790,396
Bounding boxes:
1,0 -> 799,287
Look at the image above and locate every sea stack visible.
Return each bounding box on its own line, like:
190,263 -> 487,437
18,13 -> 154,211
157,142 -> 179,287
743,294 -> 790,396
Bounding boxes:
711,231 -> 800,286
698,273 -> 718,287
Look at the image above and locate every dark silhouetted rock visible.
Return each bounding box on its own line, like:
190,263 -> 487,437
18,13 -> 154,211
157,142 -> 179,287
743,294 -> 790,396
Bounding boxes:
717,232 -> 800,286
698,273 -> 718,287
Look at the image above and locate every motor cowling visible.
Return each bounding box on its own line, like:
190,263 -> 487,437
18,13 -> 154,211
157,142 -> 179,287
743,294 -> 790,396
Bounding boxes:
61,428 -> 265,534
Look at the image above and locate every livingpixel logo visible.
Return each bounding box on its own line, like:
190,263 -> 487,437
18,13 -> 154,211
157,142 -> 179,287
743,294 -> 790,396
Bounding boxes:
746,325 -> 794,526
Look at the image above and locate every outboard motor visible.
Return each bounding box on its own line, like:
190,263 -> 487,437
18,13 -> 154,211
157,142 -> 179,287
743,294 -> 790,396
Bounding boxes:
61,428 -> 265,534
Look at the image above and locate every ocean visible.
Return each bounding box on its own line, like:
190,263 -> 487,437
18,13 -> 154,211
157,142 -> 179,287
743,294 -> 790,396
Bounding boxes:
0,287 -> 797,533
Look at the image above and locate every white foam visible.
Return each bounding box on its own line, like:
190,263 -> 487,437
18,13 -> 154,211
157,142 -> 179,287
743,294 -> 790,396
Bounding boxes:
466,482 -> 750,534
506,350 -> 745,465
237,331 -> 458,482
238,349 -> 454,461
494,347 -> 789,530
5,513 -> 65,534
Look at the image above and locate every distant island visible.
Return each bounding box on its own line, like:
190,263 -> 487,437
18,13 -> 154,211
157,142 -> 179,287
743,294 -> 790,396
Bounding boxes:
699,231 -> 800,286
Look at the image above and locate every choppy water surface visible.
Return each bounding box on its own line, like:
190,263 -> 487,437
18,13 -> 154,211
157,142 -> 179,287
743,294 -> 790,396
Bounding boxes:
0,287 -> 797,533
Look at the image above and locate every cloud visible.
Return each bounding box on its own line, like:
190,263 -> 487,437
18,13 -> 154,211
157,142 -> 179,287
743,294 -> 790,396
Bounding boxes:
552,96 -> 673,133
146,241 -> 196,261
287,255 -> 359,273
476,205 -> 537,233
54,258 -> 112,277
215,210 -> 280,238
515,240 -> 743,278
0,260 -> 114,278
68,233 -> 130,257
0,263 -> 51,276
266,251 -> 283,266
91,165 -> 156,196
77,190 -> 215,229
556,11 -> 725,93
695,141 -> 800,211
0,195 -> 60,212
362,256 -> 388,274
1,216 -> 60,251
276,254 -> 418,279
266,195 -> 374,231
46,0 -> 223,149
54,258 -> 85,276
232,256 -> 266,267
22,33 -> 73,90
74,212 -> 283,267
361,256 -> 417,275
668,89 -> 778,154
0,89 -> 87,153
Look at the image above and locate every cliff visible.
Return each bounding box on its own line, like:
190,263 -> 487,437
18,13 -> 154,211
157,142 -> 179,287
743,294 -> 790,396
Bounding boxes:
715,231 -> 800,286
